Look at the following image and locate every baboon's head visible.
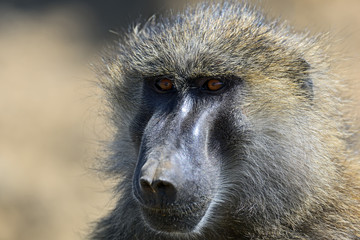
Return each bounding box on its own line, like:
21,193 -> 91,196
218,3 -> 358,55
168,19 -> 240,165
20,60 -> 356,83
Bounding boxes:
100,2 -> 338,236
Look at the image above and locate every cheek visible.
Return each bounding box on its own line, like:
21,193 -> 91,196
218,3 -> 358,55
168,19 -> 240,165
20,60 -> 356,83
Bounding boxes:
129,109 -> 154,147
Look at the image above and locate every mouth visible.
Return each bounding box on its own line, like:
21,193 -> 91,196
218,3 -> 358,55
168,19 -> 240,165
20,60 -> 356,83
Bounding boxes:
140,200 -> 211,233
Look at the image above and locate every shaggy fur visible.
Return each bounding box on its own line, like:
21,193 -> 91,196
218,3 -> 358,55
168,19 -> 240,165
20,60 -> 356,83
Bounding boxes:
91,1 -> 360,239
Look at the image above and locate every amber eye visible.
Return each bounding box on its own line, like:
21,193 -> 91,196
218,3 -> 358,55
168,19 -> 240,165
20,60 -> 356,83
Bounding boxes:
205,79 -> 224,91
155,78 -> 174,92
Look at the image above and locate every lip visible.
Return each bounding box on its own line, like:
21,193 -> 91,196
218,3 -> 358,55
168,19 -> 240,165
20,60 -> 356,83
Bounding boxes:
140,199 -> 211,233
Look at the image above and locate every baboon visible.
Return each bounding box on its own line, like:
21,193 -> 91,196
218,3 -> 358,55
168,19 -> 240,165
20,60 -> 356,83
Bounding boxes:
91,1 -> 360,239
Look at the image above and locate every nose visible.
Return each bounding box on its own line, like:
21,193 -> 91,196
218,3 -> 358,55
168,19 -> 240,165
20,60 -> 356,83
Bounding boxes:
139,176 -> 177,208
136,158 -> 178,208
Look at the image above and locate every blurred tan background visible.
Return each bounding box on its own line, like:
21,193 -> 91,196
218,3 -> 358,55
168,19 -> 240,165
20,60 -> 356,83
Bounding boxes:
0,1 -> 359,240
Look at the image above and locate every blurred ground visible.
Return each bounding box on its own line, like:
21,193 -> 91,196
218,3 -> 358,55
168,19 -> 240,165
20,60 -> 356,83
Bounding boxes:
0,1 -> 359,240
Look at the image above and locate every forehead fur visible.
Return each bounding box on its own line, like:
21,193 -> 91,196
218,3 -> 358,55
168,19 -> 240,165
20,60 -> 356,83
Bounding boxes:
110,1 -> 323,82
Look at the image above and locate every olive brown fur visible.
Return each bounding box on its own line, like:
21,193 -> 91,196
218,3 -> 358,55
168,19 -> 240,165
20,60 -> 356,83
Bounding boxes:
91,1 -> 360,239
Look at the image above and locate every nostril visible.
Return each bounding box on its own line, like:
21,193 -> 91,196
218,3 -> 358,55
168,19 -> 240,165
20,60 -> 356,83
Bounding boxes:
153,180 -> 177,204
137,178 -> 177,207
153,180 -> 173,191
139,177 -> 154,193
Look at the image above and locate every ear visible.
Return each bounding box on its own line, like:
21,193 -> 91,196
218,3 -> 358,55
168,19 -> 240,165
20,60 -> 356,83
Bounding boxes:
296,58 -> 313,100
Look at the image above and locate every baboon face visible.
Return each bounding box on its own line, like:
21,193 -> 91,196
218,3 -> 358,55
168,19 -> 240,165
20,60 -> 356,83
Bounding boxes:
127,61 -> 313,234
123,49 -> 313,234
105,3 -> 318,236
131,76 -> 245,232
